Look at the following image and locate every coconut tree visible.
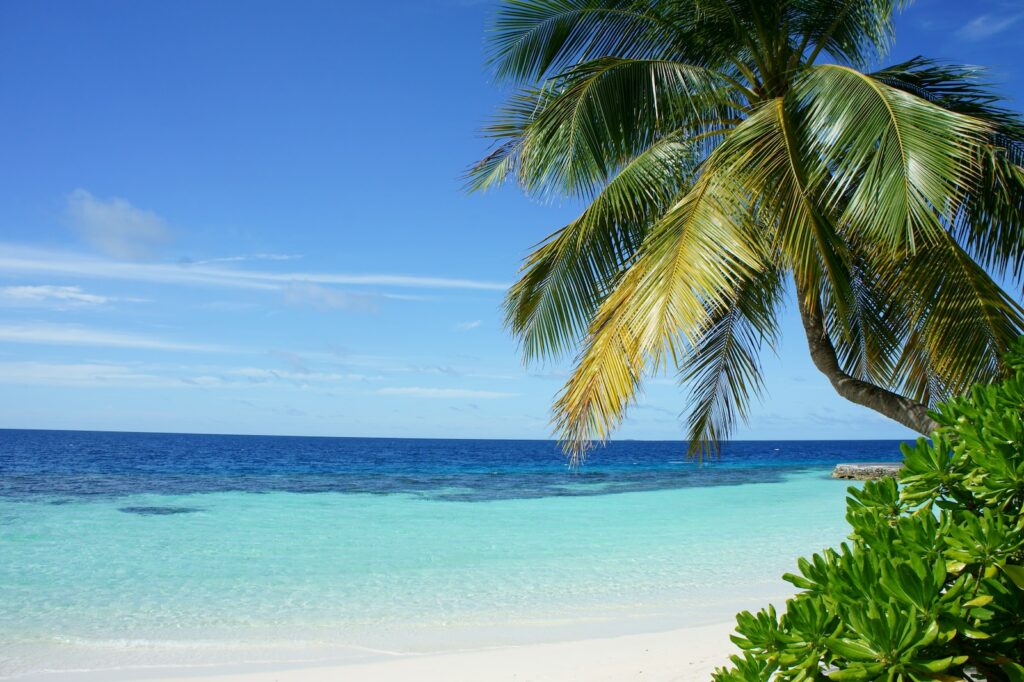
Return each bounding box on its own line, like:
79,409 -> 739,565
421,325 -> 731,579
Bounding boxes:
468,0 -> 1024,459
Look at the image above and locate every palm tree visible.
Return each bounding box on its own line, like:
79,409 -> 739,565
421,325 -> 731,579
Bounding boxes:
469,0 -> 1024,459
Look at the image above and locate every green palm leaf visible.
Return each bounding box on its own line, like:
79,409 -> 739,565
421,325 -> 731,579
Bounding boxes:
470,57 -> 740,199
956,145 -> 1024,284
870,57 -> 1024,137
824,248 -> 904,386
518,57 -> 738,197
682,267 -> 784,459
553,159 -> 767,458
868,57 -> 1024,281
507,131 -> 700,362
888,235 -> 1024,398
796,65 -> 991,253
489,0 -> 678,82
790,0 -> 905,68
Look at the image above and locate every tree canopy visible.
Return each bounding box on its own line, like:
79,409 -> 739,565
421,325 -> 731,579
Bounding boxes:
470,0 -> 1024,458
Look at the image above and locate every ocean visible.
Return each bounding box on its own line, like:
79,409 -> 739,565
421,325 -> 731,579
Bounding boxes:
0,430 -> 911,679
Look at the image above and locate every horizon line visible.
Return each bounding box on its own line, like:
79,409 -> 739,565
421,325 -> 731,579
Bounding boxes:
0,425 -> 918,443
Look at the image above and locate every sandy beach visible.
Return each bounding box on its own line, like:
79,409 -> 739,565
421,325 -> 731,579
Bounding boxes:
46,623 -> 737,682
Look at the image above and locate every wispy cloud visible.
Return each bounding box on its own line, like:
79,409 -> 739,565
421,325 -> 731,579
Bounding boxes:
266,272 -> 507,291
0,285 -> 120,307
957,12 -> 1024,40
377,387 -> 517,399
192,253 -> 302,265
264,349 -> 522,383
282,282 -> 379,312
196,300 -> 262,312
0,360 -> 380,388
407,363 -> 461,377
456,320 -> 482,331
227,367 -> 382,384
67,189 -> 172,259
0,323 -> 226,352
0,245 -> 275,290
0,361 -> 169,387
0,244 -> 509,292
269,350 -> 312,374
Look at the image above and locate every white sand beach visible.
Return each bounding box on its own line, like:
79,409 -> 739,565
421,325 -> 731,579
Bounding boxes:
43,623 -> 737,682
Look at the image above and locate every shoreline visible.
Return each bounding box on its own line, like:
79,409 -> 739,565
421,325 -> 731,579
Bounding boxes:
13,622 -> 739,682
3,589 -> 791,682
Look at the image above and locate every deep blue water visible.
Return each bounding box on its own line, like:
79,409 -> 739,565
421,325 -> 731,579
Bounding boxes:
0,429 -> 910,501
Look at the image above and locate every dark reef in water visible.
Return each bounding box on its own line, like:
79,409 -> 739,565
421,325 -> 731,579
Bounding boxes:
118,506 -> 203,516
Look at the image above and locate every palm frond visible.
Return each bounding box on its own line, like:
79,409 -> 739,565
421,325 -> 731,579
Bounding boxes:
891,325 -> 942,405
867,57 -> 1024,281
518,57 -> 737,198
795,64 -> 991,253
466,140 -> 524,193
790,0 -> 906,68
487,0 -> 773,84
714,98 -> 855,324
870,57 -> 1024,140
507,131 -> 700,362
681,266 -> 783,460
822,248 -> 903,385
552,162 -> 766,460
465,85 -> 555,192
954,143 -> 1024,283
488,0 -> 678,82
471,57 -> 737,199
888,233 -> 1024,398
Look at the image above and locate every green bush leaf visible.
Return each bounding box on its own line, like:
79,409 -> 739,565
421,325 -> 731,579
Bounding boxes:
721,338 -> 1024,679
1001,564 -> 1024,590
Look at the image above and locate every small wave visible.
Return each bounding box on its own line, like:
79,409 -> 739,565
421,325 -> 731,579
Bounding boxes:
49,635 -> 244,649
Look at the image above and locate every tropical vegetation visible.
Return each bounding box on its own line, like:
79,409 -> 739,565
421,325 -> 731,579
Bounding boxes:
470,0 -> 1024,458
711,339 -> 1024,681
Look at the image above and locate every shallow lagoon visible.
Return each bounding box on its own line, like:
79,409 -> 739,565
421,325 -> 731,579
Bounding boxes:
0,431 -> 906,678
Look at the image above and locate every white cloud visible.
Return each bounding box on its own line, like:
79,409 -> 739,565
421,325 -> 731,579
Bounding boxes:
193,253 -> 302,265
0,323 -> 226,352
0,285 -> 111,307
0,361 -> 169,387
67,189 -> 172,259
281,273 -> 506,290
456,320 -> 482,330
197,300 -> 262,312
0,245 -> 275,290
0,244 -> 509,292
377,387 -> 516,399
0,360 -> 383,389
227,367 -> 381,383
282,282 -> 379,312
957,12 -> 1023,40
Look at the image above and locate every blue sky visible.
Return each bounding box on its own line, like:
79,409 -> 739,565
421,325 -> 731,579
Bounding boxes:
0,0 -> 1021,441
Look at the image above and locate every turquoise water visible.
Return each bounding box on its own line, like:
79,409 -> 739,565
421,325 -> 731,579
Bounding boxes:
0,432 -> 896,678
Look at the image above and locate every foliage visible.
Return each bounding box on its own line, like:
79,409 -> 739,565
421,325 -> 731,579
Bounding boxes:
711,341 -> 1024,681
471,0 -> 1024,459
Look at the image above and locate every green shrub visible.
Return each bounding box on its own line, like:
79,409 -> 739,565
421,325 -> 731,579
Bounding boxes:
712,342 -> 1024,681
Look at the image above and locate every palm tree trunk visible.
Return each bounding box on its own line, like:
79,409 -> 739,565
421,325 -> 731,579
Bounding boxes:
795,281 -> 938,436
